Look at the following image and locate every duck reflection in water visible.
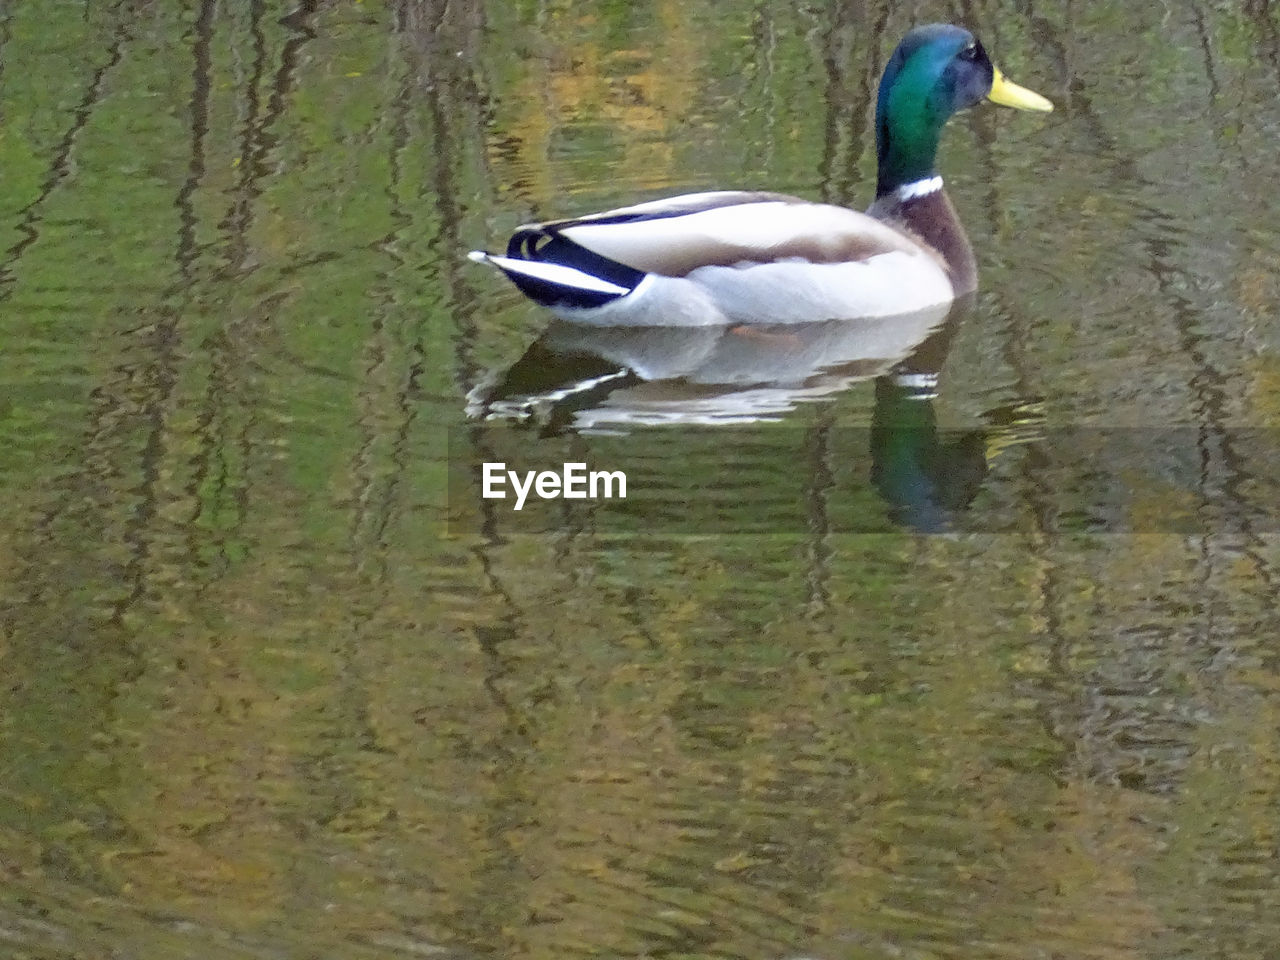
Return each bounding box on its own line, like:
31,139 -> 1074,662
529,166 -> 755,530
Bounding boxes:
468,300 -> 987,533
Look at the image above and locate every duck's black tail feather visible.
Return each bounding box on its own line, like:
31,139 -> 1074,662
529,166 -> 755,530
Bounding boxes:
470,230 -> 645,309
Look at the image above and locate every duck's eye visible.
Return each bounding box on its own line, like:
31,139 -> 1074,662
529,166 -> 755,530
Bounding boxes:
958,43 -> 979,62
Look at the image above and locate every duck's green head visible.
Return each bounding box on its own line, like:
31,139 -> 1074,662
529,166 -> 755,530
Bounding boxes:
875,24 -> 1052,198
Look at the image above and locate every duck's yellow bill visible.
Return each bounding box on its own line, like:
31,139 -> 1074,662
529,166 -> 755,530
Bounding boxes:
987,66 -> 1053,112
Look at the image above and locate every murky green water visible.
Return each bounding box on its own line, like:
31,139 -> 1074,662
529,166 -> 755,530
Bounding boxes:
4,1 -> 1280,957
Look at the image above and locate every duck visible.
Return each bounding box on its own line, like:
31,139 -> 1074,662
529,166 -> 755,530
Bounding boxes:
469,23 -> 1052,327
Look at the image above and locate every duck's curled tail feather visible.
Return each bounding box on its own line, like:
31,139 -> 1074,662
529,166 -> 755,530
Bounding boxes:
470,228 -> 646,309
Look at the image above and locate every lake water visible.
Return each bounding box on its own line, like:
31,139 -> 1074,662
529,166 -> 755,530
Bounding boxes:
3,1 -> 1280,957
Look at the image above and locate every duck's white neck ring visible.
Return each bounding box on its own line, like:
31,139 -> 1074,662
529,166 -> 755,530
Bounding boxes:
895,176 -> 944,202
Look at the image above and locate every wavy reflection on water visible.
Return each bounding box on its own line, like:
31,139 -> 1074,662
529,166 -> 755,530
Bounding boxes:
469,302 -> 951,426
465,302 -> 991,534
3,1 -> 1280,959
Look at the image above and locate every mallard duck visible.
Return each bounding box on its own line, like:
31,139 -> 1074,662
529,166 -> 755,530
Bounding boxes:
469,23 -> 1052,326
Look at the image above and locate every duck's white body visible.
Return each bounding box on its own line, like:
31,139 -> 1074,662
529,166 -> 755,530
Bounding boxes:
470,190 -> 954,327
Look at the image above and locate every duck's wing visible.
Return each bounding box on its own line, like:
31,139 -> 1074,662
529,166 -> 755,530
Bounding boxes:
510,191 -> 936,277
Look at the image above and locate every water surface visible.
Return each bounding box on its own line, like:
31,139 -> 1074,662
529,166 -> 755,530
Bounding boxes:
3,1 -> 1280,958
